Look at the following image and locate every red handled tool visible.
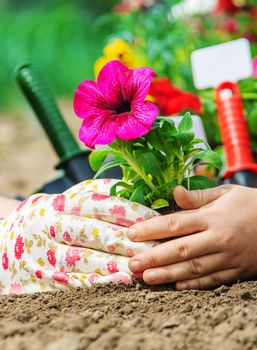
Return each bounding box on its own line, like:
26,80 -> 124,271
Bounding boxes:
215,82 -> 257,185
191,39 -> 257,187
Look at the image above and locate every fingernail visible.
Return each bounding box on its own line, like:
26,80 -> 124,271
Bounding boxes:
145,270 -> 158,282
129,260 -> 142,271
127,228 -> 137,240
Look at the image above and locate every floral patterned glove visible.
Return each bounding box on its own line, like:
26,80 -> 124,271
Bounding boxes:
0,179 -> 159,294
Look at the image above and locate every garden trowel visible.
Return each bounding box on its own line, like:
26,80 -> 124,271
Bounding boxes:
15,63 -> 121,195
191,38 -> 257,187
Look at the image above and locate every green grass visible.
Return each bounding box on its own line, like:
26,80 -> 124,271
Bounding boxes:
0,1 -> 114,109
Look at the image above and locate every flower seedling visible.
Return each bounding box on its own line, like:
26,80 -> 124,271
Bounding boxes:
74,60 -> 221,210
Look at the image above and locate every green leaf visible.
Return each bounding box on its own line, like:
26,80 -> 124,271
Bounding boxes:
178,112 -> 193,133
190,138 -> 211,150
93,160 -> 125,179
134,150 -> 160,176
159,182 -> 177,192
174,132 -> 194,146
130,185 -> 147,205
183,147 -> 207,161
146,128 -> 164,151
156,117 -> 176,128
161,119 -> 177,139
110,181 -> 134,196
151,198 -> 169,209
183,176 -> 217,190
191,150 -> 222,170
89,150 -> 109,171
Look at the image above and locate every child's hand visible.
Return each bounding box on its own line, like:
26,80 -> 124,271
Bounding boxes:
128,185 -> 257,290
0,179 -> 158,294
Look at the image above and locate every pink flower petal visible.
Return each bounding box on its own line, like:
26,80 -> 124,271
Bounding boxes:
79,113 -> 120,148
97,60 -> 131,97
124,66 -> 157,103
74,81 -> 108,119
74,60 -> 158,148
117,101 -> 159,140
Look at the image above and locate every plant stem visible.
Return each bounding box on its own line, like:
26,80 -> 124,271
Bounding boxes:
111,140 -> 156,192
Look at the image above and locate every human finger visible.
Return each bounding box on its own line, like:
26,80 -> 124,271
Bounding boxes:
173,185 -> 233,210
127,209 -> 207,241
142,252 -> 230,285
53,214 -> 159,256
175,268 -> 240,290
129,230 -> 219,273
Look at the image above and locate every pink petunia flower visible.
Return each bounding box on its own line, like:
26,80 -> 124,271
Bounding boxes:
14,235 -> 24,260
74,60 -> 158,148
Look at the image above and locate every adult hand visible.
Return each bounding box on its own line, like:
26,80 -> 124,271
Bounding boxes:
128,185 -> 257,290
0,179 -> 158,294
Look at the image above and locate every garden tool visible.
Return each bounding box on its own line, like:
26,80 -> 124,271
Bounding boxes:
191,38 -> 257,187
15,63 -> 121,194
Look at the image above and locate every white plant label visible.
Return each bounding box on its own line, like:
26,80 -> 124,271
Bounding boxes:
191,39 -> 253,89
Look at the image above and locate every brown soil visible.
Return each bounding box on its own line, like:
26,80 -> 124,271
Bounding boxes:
0,281 -> 256,350
1,105 -> 257,350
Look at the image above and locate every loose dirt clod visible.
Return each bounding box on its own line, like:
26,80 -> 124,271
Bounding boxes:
0,281 -> 256,350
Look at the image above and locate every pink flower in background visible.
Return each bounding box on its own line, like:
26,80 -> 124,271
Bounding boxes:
74,60 -> 158,148
65,248 -> 81,267
52,194 -> 65,212
14,235 -> 24,260
253,57 -> 257,78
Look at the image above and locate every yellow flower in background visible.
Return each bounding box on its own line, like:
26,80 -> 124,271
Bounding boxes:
94,38 -> 138,78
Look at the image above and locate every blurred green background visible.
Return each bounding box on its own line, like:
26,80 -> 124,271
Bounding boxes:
0,0 -> 118,109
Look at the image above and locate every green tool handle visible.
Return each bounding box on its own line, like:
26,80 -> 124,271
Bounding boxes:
15,63 -> 85,166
